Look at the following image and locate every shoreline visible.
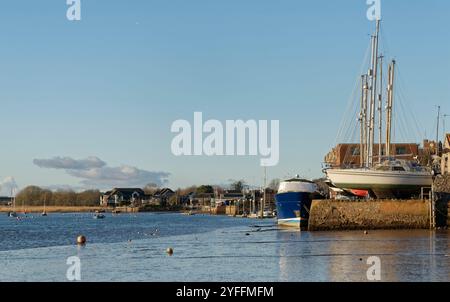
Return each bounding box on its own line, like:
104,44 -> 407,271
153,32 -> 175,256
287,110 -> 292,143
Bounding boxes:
0,206 -> 106,213
0,206 -> 189,214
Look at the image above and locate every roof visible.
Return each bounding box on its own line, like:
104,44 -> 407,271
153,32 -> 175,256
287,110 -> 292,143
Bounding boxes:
446,134 -> 450,148
153,188 -> 175,197
0,196 -> 12,202
112,188 -> 145,193
104,188 -> 145,199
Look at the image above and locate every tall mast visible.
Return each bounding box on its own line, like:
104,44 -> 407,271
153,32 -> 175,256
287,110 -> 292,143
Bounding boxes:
436,105 -> 441,155
359,75 -> 365,167
360,75 -> 369,167
386,60 -> 395,157
11,187 -> 16,212
368,20 -> 380,167
378,54 -> 384,163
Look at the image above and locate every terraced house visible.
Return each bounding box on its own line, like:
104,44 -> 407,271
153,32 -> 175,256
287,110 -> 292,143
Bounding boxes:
100,188 -> 146,207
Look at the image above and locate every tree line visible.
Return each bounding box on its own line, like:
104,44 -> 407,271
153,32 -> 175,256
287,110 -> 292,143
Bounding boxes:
15,186 -> 101,206
12,178 -> 287,207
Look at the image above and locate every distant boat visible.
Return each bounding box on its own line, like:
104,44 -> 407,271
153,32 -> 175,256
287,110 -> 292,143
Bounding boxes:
8,188 -> 17,218
94,213 -> 105,219
7,211 -> 17,218
275,176 -> 318,228
42,196 -> 48,216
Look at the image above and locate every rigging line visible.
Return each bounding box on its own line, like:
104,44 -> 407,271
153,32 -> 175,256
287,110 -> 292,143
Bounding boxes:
395,94 -> 418,159
379,26 -> 391,58
398,101 -> 410,143
342,119 -> 360,166
341,101 -> 361,164
396,81 -> 420,133
342,97 -> 361,143
398,86 -> 423,143
394,85 -> 410,143
396,84 -> 421,140
334,76 -> 359,144
334,39 -> 372,145
397,91 -> 418,143
395,64 -> 424,139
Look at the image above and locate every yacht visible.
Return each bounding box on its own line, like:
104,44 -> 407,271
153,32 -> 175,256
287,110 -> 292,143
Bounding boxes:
324,20 -> 432,198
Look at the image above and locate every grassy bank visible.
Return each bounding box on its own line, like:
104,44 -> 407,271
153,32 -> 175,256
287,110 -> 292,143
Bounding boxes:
0,206 -> 106,213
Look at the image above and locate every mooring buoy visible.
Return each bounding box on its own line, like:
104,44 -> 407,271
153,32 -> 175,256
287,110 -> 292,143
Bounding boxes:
77,235 -> 86,245
166,247 -> 174,256
364,231 -> 369,235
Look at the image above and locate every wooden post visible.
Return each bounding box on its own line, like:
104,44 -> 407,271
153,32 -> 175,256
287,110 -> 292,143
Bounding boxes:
430,183 -> 436,229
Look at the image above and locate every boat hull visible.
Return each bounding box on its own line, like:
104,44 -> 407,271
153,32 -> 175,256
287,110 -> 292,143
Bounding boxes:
326,168 -> 432,198
275,192 -> 312,229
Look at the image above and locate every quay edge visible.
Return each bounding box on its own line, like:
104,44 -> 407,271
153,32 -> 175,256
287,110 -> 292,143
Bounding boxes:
308,198 -> 450,231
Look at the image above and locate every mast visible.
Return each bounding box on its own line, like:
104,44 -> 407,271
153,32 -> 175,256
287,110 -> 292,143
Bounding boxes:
378,55 -> 384,163
368,20 -> 380,167
360,75 -> 369,167
363,76 -> 369,167
11,188 -> 16,212
261,166 -> 267,219
386,60 -> 395,157
359,75 -> 365,167
436,106 -> 441,155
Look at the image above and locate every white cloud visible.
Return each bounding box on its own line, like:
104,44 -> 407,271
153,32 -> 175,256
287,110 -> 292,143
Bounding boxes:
69,166 -> 170,187
33,156 -> 170,189
0,176 -> 18,196
33,156 -> 106,170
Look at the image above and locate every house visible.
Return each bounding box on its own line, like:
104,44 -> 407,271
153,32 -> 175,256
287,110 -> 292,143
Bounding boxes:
0,196 -> 12,206
325,142 -> 425,168
100,188 -> 146,207
147,188 -> 175,206
215,190 -> 245,205
442,134 -> 450,175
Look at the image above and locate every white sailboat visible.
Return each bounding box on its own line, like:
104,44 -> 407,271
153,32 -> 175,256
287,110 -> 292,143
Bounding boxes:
324,20 -> 433,199
42,195 -> 48,216
8,188 -> 17,218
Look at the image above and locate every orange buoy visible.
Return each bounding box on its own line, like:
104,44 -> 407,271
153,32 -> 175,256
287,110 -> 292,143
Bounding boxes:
77,235 -> 86,245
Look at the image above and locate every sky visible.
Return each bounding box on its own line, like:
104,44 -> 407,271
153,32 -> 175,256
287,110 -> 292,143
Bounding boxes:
0,0 -> 449,194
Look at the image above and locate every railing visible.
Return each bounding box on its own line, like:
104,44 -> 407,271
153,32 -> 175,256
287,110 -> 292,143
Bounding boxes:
420,187 -> 432,200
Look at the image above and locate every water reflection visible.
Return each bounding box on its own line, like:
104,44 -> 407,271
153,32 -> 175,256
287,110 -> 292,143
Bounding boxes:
0,213 -> 449,281
277,228 -> 450,282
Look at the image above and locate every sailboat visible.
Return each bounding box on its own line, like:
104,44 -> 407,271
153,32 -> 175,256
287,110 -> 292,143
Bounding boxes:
324,20 -> 433,199
42,196 -> 48,216
8,188 -> 17,218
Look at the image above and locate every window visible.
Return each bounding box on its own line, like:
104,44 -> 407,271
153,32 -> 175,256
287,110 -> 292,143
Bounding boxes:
376,166 -> 390,171
392,167 -> 406,172
396,147 -> 407,155
351,147 -> 360,156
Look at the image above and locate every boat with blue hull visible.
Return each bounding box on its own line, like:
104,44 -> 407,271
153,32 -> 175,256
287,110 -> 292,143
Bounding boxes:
275,177 -> 318,228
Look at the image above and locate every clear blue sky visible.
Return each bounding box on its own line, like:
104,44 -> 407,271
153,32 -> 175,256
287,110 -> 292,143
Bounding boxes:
0,0 -> 449,193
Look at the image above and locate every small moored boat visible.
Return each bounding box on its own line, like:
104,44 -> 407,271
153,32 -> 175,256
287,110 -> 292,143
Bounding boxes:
93,213 -> 105,219
275,176 -> 318,229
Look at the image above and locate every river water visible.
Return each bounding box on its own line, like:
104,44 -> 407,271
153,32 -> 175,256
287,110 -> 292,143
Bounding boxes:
0,212 -> 448,281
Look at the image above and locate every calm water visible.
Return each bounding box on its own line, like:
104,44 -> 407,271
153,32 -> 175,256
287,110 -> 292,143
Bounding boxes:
0,212 -> 449,282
